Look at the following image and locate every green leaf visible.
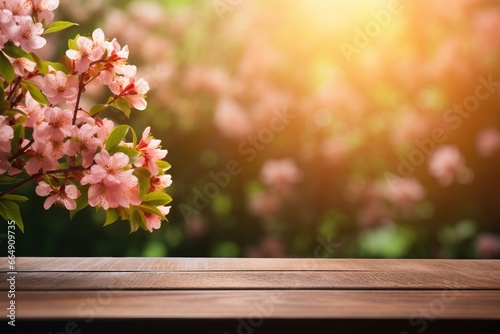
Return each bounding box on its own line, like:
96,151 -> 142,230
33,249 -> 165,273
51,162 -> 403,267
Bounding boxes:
115,145 -> 140,163
22,81 -> 49,105
0,176 -> 22,185
105,124 -> 129,153
121,206 -> 131,220
89,104 -> 107,116
1,194 -> 28,202
0,51 -> 15,84
3,108 -> 26,118
29,52 -> 48,74
70,188 -> 89,220
139,203 -> 164,217
130,126 -> 137,147
111,97 -> 131,118
0,200 -> 24,233
11,124 -> 24,153
57,162 -> 70,170
142,192 -> 172,206
68,34 -> 80,50
134,167 -> 151,199
2,42 -> 33,61
129,207 -> 146,233
44,21 -> 78,34
156,160 -> 171,171
46,61 -> 69,74
14,115 -> 28,126
104,209 -> 119,226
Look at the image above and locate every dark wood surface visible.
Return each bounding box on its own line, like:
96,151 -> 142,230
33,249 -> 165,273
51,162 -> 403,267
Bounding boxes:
1,257 -> 499,333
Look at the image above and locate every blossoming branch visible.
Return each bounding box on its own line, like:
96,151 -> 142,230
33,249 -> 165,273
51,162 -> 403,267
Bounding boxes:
0,0 -> 172,233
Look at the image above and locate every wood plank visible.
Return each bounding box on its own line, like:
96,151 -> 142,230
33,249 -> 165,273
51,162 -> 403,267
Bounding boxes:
4,270 -> 500,290
2,257 -> 500,272
11,319 -> 500,334
8,290 -> 500,319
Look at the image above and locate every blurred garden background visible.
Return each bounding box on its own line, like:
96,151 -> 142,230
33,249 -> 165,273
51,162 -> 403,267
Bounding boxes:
6,0 -> 500,258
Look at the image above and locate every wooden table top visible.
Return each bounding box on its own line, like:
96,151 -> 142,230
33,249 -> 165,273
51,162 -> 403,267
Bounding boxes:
1,257 -> 499,320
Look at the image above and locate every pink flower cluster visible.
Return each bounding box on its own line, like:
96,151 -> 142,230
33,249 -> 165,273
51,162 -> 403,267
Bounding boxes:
0,0 -> 58,52
0,4 -> 171,233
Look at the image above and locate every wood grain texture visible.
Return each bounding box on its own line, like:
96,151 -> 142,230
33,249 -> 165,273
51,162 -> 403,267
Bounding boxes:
7,290 -> 500,319
3,257 -> 500,272
1,257 -> 499,321
3,270 -> 500,290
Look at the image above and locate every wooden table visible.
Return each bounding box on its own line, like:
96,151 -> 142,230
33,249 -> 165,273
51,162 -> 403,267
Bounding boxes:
1,258 -> 499,333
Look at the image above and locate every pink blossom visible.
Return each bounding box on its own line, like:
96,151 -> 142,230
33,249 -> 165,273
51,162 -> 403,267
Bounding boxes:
0,8 -> 12,23
46,138 -> 65,160
476,127 -> 500,158
0,9 -> 13,48
7,55 -> 36,77
260,158 -> 303,191
0,116 -> 13,153
134,127 -> 167,175
18,92 -> 45,127
31,0 -> 59,25
35,181 -> 80,210
33,107 -> 73,142
26,140 -> 58,175
151,174 -> 172,192
81,150 -> 139,209
9,16 -> 46,52
428,145 -> 467,186
81,150 -> 132,186
113,63 -> 136,78
98,39 -> 129,85
0,152 -> 11,174
64,124 -> 102,167
0,0 -> 32,16
144,205 -> 170,232
85,179 -> 140,210
85,183 -> 114,210
109,74 -> 149,110
95,118 -> 115,142
66,28 -> 106,73
42,69 -> 79,105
